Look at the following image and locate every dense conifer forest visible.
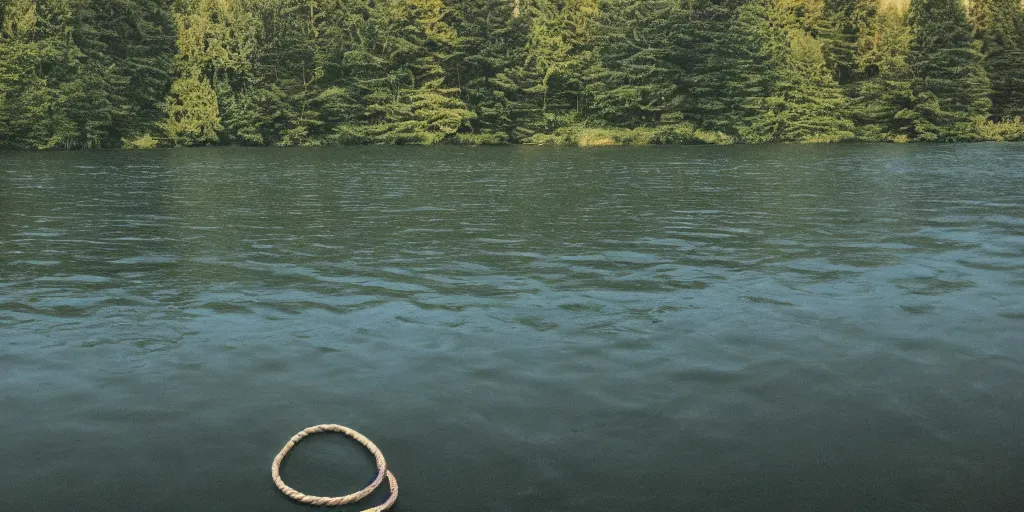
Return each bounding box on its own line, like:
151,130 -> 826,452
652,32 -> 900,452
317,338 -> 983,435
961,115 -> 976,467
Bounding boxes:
1,0 -> 1023,148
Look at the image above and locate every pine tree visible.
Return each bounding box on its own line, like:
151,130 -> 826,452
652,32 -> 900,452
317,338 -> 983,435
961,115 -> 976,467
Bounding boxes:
853,4 -> 916,141
0,0 -> 83,149
0,0 -> 1020,147
278,0 -> 368,144
163,0 -> 257,145
0,0 -> 45,147
72,0 -> 176,145
498,0 -> 600,139
739,0 -> 855,142
163,70 -> 222,144
449,0 -> 530,142
680,0 -> 749,133
819,0 -> 877,88
232,0 -> 348,146
967,0 -> 1024,120
339,0 -> 473,144
584,0 -> 683,128
1,0 -> 175,148
906,0 -> 992,140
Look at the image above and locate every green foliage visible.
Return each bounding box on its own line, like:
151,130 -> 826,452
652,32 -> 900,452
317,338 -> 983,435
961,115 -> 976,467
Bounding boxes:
324,0 -> 476,144
1,0 -> 1021,147
1,0 -> 175,148
967,0 -> 1024,120
739,0 -> 855,143
162,71 -> 222,145
976,117 -> 1024,141
453,132 -> 510,145
123,134 -> 161,149
680,0 -> 750,133
585,0 -> 684,128
498,0 -> 601,139
907,0 -> 992,141
853,5 -> 916,141
819,0 -> 877,87
525,123 -> 734,146
449,0 -> 530,141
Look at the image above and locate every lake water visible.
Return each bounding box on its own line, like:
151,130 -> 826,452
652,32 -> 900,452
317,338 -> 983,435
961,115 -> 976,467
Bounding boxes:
1,145 -> 1022,511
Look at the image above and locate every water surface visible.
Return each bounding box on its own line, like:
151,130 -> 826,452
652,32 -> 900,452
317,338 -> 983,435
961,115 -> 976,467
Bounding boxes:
2,144 -> 1023,511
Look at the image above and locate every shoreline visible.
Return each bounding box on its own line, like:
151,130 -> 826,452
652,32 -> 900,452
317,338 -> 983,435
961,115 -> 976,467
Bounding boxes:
4,139 -> 1024,152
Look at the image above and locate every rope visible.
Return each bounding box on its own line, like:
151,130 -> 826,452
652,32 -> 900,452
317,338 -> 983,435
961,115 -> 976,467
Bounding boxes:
271,424 -> 398,510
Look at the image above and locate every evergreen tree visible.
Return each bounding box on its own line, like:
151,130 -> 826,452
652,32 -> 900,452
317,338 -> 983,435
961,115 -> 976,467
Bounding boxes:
967,0 -> 1024,120
0,0 -> 48,147
1,0 -> 175,148
289,0 -> 368,144
819,0 -> 877,88
906,0 -> 992,140
229,0 -> 349,146
499,0 -> 601,139
1,0 -> 1021,147
680,0 -> 750,133
449,0 -> 530,142
163,70 -> 222,144
853,4 -> 916,140
70,0 -> 176,145
585,0 -> 684,128
739,0 -> 855,142
163,0 -> 257,145
0,0 -> 87,149
340,0 -> 474,144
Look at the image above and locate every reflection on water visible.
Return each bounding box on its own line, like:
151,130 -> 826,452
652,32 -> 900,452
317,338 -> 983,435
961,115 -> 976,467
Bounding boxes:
1,144 -> 1023,511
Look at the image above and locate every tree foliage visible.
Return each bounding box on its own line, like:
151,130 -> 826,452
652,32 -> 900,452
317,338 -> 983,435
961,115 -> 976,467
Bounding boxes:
1,0 -> 1020,147
852,4 -> 916,140
906,0 -> 992,140
967,0 -> 1024,120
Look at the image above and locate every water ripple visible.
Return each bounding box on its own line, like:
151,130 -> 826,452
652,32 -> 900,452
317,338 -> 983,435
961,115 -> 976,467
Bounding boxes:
1,145 -> 1023,511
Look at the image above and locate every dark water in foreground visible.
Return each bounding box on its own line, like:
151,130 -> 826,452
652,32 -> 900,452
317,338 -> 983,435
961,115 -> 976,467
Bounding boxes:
1,145 -> 1022,511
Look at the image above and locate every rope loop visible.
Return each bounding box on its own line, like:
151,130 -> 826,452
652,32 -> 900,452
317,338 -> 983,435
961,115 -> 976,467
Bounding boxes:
271,424 -> 398,510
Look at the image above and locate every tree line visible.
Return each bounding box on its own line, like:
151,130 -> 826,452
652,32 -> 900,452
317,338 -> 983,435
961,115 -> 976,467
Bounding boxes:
1,0 -> 1023,149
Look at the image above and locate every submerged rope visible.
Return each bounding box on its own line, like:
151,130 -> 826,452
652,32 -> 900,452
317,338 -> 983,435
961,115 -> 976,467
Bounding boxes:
271,424 -> 398,510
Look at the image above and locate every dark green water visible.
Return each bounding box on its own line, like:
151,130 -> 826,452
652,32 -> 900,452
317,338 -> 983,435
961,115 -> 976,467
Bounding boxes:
2,145 -> 1023,511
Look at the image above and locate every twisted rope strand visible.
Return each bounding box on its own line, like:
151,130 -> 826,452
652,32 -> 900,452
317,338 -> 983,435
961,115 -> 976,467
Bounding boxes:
271,424 -> 399,510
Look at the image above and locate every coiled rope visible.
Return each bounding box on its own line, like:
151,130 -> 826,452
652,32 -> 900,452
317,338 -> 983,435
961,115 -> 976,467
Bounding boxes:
271,424 -> 398,510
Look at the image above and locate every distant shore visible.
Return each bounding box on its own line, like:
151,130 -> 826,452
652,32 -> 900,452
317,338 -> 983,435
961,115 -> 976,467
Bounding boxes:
3,0 -> 1022,152
4,122 -> 1022,151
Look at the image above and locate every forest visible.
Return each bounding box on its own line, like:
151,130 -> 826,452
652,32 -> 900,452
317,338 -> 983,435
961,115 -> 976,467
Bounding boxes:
1,0 -> 1024,148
